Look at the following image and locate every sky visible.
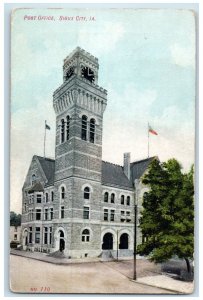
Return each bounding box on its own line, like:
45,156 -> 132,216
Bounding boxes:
10,8 -> 196,213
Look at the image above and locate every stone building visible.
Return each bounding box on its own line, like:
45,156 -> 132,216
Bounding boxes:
21,47 -> 155,258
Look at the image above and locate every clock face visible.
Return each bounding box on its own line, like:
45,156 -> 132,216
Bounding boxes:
65,66 -> 74,80
81,66 -> 95,83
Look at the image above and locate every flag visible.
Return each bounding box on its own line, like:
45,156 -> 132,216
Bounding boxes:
45,123 -> 51,130
149,124 -> 158,135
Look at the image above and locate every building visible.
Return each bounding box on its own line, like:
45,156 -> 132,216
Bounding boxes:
10,226 -> 21,243
21,47 -> 155,258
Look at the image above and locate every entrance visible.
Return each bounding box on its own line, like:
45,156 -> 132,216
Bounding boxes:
102,233 -> 113,250
59,230 -> 65,252
119,233 -> 129,249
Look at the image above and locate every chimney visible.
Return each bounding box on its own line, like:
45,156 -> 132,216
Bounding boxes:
123,152 -> 131,180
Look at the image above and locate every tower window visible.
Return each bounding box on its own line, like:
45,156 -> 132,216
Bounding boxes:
50,208 -> 54,220
104,209 -> 108,221
44,208 -> 48,220
45,192 -> 49,203
36,209 -> 41,220
83,206 -> 89,219
104,192 -> 108,202
84,187 -> 90,200
111,193 -> 115,203
49,227 -> 52,244
89,118 -> 95,143
61,186 -> 65,200
61,206 -> 65,219
29,227 -> 32,244
44,227 -> 48,245
61,119 -> 65,143
81,115 -> 87,141
127,196 -> 130,206
51,191 -> 54,202
110,210 -> 115,222
66,115 -> 70,140
82,229 -> 90,242
36,194 -> 42,204
121,195 -> 125,205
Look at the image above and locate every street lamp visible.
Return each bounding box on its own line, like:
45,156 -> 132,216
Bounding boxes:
133,203 -> 137,280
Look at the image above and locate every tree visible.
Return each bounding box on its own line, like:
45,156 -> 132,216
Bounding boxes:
10,211 -> 21,227
137,158 -> 194,274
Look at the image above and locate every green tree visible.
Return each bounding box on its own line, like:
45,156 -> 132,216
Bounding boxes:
137,158 -> 194,273
10,211 -> 21,227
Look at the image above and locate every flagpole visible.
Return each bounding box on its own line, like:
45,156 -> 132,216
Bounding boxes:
44,120 -> 46,158
147,122 -> 149,158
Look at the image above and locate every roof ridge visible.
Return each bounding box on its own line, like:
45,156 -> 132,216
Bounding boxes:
35,155 -> 55,162
130,156 -> 156,165
102,160 -> 122,168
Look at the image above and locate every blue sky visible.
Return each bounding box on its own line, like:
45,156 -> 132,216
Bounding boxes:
11,8 -> 195,212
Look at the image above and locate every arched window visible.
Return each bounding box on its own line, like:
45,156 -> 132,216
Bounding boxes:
111,193 -> 115,203
104,192 -> 109,202
61,119 -> 65,143
45,192 -> 49,203
127,196 -> 130,206
31,174 -> 36,185
82,229 -> 90,242
121,195 -> 125,205
51,191 -> 54,202
61,186 -> 65,200
84,187 -> 90,200
89,118 -> 95,143
81,115 -> 87,141
66,115 -> 70,140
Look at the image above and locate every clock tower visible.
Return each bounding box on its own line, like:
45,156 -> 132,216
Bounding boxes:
53,47 -> 107,257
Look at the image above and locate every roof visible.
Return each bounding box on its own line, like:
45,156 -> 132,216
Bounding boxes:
28,182 -> 44,193
36,156 -> 55,186
130,157 -> 155,182
101,161 -> 133,190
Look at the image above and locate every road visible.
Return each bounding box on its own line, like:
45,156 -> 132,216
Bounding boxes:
10,255 -> 175,294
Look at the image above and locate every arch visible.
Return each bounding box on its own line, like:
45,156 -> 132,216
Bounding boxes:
118,229 -> 133,250
119,233 -> 129,249
81,115 -> 87,141
89,118 -> 95,143
81,183 -> 93,193
54,227 -> 66,252
104,191 -> 109,202
102,233 -> 113,250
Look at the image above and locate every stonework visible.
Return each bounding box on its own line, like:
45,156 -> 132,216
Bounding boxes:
21,47 -> 155,259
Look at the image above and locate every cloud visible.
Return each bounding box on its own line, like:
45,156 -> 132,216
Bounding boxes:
170,43 -> 195,68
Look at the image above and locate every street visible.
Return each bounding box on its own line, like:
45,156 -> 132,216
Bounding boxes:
10,255 -> 174,294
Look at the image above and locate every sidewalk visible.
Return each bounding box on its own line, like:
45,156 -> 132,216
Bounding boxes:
135,275 -> 194,294
10,249 -> 100,265
10,249 -> 194,294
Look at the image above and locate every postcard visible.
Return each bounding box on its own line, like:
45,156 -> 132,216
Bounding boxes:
10,7 -> 195,294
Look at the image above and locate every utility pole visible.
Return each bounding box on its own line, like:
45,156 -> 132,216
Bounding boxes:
133,203 -> 137,280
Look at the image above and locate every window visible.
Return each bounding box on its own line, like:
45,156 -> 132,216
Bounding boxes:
35,227 -> 40,243
81,115 -> 87,140
104,209 -> 108,221
30,209 -> 34,221
36,194 -> 42,204
66,115 -> 70,140
44,208 -> 48,220
36,209 -> 41,220
126,211 -> 131,222
61,186 -> 65,200
121,195 -> 125,205
61,206 -> 65,219
82,229 -> 90,242
84,187 -> 90,200
24,204 -> 27,212
29,227 -> 32,243
49,227 -> 52,244
44,227 -> 48,244
111,193 -> 115,203
31,174 -> 36,185
110,210 -> 115,222
104,192 -> 108,202
83,206 -> 89,219
61,119 -> 65,143
50,208 -> 54,220
127,196 -> 130,206
51,191 -> 54,202
14,234 -> 17,241
45,193 -> 49,203
121,210 -> 125,222
89,118 -> 95,143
